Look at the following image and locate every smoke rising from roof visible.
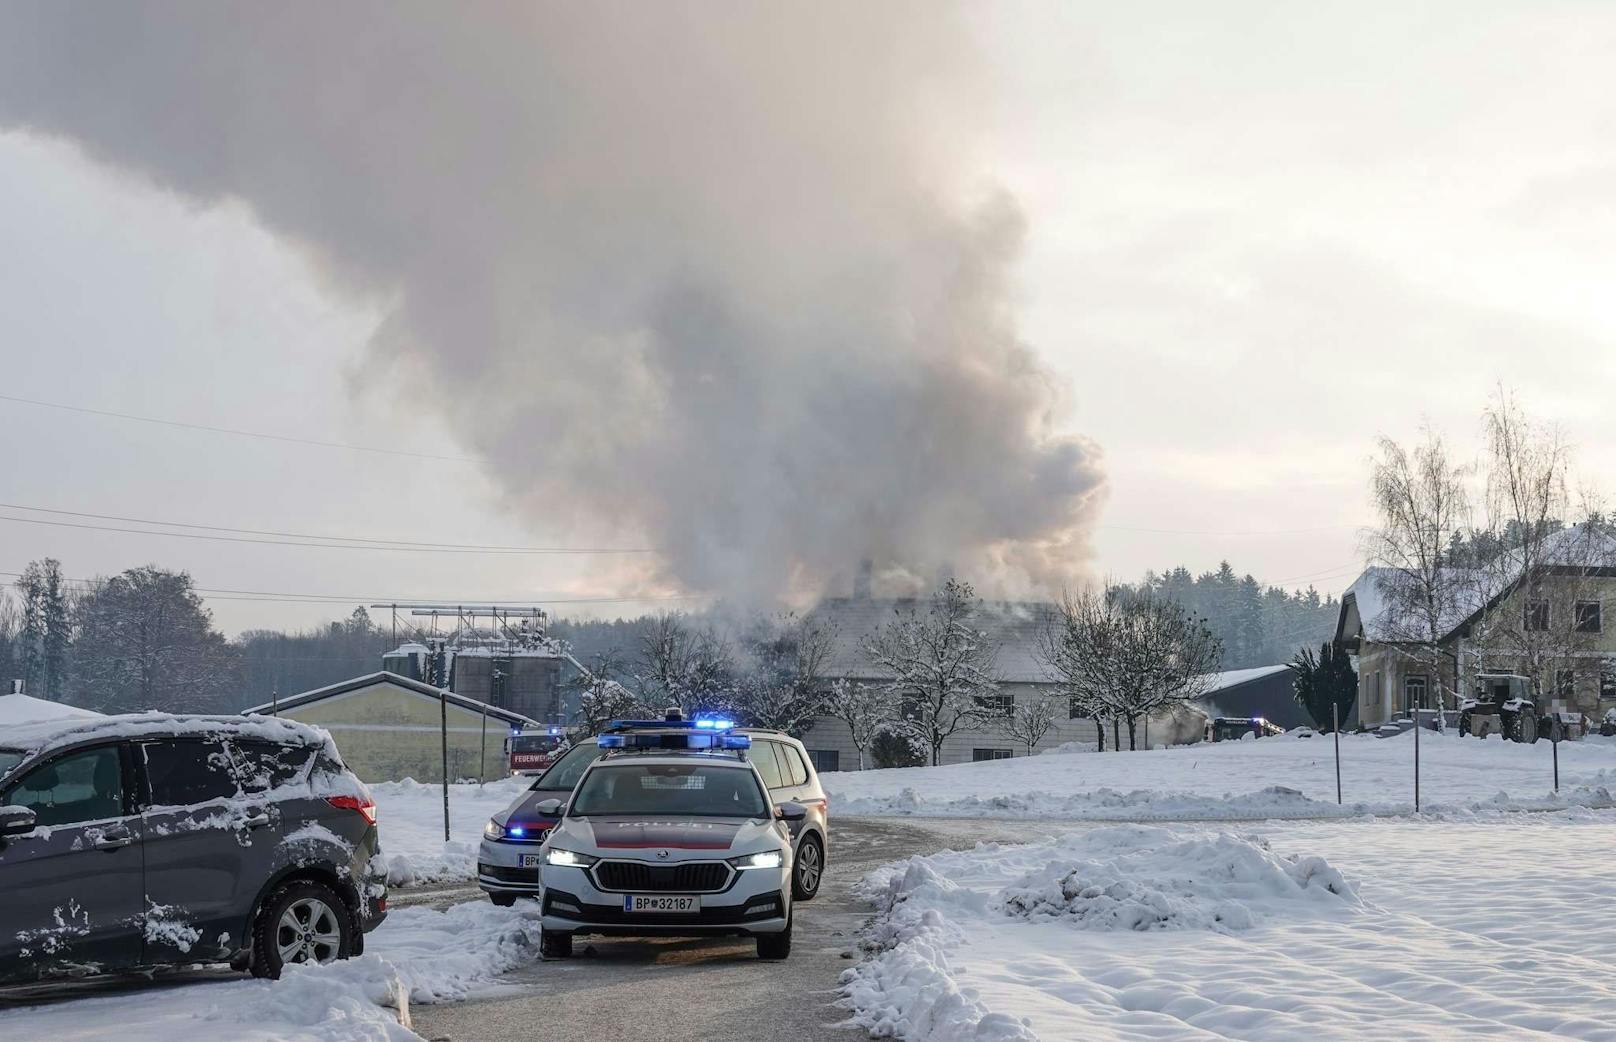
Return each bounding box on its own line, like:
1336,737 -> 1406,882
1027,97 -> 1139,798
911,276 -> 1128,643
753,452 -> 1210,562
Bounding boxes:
0,2 -> 1105,601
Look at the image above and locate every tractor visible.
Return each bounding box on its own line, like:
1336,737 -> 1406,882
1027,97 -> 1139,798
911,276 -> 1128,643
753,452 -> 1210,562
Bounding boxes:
1458,673 -> 1540,742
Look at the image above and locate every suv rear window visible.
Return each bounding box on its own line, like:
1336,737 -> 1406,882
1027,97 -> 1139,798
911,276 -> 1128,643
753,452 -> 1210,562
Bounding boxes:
779,744 -> 810,786
230,739 -> 312,793
143,739 -> 240,807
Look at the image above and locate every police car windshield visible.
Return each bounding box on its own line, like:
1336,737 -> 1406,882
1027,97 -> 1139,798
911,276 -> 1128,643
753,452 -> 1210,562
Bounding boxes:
531,742 -> 602,792
570,762 -> 769,818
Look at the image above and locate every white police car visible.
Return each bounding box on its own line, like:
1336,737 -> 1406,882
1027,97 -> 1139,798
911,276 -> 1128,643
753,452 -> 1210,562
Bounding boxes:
531,719 -> 800,960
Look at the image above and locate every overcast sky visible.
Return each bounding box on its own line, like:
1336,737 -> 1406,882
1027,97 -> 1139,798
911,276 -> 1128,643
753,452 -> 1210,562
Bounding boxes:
1,1 -> 1613,635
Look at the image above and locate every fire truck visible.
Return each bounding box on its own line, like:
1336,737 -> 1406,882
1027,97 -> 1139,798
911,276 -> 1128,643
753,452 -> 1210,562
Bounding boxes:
505,726 -> 568,775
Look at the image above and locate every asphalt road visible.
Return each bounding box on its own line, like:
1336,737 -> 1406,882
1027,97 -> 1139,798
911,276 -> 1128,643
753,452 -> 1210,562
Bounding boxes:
412,816 -> 1009,1042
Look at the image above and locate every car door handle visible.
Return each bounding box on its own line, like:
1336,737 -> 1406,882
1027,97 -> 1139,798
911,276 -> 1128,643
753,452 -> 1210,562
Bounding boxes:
94,828 -> 133,851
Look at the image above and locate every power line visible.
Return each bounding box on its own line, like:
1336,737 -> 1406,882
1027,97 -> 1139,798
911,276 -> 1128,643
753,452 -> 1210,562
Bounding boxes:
1099,521 -> 1366,537
0,392 -> 480,463
0,511 -> 654,555
0,570 -> 695,607
0,502 -> 655,554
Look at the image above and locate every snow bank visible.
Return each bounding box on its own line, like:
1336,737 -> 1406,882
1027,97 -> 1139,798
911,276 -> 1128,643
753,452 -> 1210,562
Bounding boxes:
825,729 -> 1616,821
845,813 -> 1616,1041
995,829 -> 1356,933
4,899 -> 542,1041
844,827 -> 1358,1042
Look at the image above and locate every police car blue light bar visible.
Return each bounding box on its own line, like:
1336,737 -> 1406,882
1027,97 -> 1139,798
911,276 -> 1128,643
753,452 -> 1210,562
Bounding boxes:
597,734 -> 627,748
693,717 -> 736,730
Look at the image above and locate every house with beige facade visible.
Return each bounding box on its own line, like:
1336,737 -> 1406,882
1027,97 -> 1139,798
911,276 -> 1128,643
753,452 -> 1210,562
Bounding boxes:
1337,524 -> 1616,728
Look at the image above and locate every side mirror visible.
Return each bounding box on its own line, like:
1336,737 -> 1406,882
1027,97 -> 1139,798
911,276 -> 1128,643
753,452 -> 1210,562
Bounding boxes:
534,798 -> 566,817
774,802 -> 808,823
0,805 -> 37,838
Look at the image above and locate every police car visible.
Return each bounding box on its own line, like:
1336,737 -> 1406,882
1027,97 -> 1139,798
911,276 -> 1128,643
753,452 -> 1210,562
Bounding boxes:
529,718 -> 799,960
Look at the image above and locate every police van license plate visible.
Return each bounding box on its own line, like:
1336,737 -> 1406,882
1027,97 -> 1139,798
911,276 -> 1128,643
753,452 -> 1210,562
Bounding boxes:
624,894 -> 700,914
518,854 -> 544,868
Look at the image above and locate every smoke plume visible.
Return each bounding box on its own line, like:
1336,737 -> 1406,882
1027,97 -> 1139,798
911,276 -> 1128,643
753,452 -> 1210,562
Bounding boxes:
0,2 -> 1105,600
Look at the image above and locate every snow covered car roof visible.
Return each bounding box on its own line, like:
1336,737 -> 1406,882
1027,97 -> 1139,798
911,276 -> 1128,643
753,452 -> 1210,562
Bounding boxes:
0,711 -> 338,763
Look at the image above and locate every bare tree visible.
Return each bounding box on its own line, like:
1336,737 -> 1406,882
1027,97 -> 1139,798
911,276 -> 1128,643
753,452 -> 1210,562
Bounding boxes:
820,679 -> 896,770
633,611 -> 736,716
1042,586 -> 1221,751
862,579 -> 999,766
998,695 -> 1057,755
732,612 -> 837,734
1037,588 -> 1116,751
1366,429 -> 1472,717
571,649 -> 646,736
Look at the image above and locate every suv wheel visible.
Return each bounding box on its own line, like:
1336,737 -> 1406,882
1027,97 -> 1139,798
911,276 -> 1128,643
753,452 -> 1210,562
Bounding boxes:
251,880 -> 355,979
541,929 -> 573,959
757,915 -> 792,960
792,834 -> 823,901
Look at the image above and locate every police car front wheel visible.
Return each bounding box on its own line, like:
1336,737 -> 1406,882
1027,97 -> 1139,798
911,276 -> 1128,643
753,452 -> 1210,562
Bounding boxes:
541,929 -> 573,959
756,915 -> 792,960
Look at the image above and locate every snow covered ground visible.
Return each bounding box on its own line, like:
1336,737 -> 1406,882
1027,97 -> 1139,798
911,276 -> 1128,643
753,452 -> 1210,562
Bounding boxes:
369,775 -> 530,884
5,898 -> 542,1041
844,811 -> 1616,1041
822,730 -> 1616,820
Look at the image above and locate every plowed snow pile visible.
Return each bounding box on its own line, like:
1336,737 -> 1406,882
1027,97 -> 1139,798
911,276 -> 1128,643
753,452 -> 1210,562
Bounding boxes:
996,830 -> 1357,932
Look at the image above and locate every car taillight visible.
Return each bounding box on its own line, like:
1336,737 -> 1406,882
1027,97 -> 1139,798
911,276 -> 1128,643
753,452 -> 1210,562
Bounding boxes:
326,795 -> 378,825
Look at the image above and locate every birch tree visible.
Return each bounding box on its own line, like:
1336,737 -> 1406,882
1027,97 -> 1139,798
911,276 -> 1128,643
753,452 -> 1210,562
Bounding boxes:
862,579 -> 999,766
1366,429 -> 1471,717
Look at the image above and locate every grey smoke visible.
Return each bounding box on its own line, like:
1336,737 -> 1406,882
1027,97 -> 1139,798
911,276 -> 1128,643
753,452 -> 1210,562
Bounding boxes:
0,1 -> 1105,600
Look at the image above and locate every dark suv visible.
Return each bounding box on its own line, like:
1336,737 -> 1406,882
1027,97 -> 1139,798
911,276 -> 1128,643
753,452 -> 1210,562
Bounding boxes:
0,713 -> 386,985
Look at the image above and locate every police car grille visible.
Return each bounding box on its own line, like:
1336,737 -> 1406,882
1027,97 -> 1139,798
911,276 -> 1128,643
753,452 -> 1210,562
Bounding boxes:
595,861 -> 730,893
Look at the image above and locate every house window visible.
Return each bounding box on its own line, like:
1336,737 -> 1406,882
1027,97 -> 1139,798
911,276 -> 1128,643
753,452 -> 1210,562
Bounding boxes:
972,748 -> 1015,762
1575,601 -> 1603,634
1524,601 -> 1550,632
805,749 -> 839,774
1068,695 -> 1084,719
975,693 -> 1015,717
1403,675 -> 1428,713
1557,669 -> 1577,700
1601,668 -> 1616,702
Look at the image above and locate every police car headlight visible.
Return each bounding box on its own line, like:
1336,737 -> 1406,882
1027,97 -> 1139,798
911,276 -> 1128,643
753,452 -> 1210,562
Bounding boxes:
546,847 -> 598,868
483,820 -> 506,841
728,850 -> 784,871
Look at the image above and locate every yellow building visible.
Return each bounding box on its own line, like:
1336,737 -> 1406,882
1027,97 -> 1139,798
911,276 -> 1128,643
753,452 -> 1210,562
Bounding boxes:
244,671 -> 538,783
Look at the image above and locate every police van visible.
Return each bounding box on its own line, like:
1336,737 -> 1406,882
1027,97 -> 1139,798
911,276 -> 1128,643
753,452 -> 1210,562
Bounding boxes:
526,717 -> 800,960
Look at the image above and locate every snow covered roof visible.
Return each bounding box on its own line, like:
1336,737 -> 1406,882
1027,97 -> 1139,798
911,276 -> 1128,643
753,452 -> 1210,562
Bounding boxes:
242,670 -> 540,728
808,597 -> 1058,685
1195,664 -> 1295,693
0,693 -> 102,728
0,711 -> 337,761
